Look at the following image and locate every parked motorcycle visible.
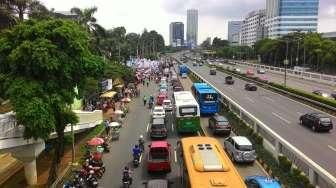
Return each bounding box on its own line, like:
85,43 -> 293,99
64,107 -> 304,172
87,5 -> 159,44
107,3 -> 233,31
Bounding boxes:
86,170 -> 99,188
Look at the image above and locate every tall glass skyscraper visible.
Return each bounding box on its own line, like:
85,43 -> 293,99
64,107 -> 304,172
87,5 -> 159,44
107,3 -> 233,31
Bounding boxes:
187,9 -> 198,47
169,22 -> 184,47
266,0 -> 319,38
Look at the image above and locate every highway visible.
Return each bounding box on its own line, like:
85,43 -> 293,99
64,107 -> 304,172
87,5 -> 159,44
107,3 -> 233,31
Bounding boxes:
99,70 -> 265,187
217,61 -> 335,94
182,59 -> 336,178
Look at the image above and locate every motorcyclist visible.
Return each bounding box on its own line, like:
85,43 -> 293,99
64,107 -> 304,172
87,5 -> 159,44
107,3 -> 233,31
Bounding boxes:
138,135 -> 145,152
132,144 -> 141,160
122,166 -> 132,184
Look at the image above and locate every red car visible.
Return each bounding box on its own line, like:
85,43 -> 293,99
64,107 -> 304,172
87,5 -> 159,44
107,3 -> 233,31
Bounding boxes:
147,141 -> 171,173
156,93 -> 167,105
246,69 -> 254,76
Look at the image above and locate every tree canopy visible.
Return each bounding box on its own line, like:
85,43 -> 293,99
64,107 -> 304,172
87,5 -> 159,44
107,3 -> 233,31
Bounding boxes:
0,18 -> 104,183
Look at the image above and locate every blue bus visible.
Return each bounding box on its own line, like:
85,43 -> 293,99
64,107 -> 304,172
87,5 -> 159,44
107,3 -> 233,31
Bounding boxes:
179,64 -> 189,76
191,83 -> 219,115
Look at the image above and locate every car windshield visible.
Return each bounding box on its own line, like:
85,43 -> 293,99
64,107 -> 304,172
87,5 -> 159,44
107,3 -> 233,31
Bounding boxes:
218,121 -> 229,126
164,102 -> 171,105
320,117 -> 331,123
152,123 -> 165,129
236,144 -> 253,151
154,109 -> 164,113
201,93 -> 217,103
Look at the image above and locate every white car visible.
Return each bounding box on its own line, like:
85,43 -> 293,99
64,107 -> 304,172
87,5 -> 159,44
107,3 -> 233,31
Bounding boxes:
233,68 -> 241,73
152,106 -> 165,118
163,99 -> 173,111
181,73 -> 188,78
257,68 -> 266,74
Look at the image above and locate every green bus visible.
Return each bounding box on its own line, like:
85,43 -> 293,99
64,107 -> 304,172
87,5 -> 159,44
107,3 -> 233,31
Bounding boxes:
173,91 -> 200,134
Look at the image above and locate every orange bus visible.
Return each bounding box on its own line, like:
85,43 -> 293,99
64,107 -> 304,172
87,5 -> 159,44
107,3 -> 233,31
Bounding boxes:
178,137 -> 246,188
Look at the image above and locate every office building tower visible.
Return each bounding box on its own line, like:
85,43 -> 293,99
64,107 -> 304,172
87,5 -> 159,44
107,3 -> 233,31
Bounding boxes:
187,9 -> 198,47
266,0 -> 319,39
241,9 -> 266,46
169,22 -> 184,47
228,21 -> 242,44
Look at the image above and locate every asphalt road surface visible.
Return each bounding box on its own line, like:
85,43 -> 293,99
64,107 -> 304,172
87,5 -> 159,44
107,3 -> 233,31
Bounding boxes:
182,60 -> 336,178
217,61 -> 335,94
99,68 -> 266,188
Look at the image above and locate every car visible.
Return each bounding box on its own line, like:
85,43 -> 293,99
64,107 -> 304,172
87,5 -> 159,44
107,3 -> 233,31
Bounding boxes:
181,73 -> 188,78
245,176 -> 281,188
299,113 -> 333,132
312,90 -> 330,98
209,68 -> 217,75
225,76 -> 234,85
192,62 -> 197,66
173,85 -> 183,92
208,114 -> 231,135
331,92 -> 336,100
233,68 -> 241,73
163,99 -> 173,111
152,106 -> 165,118
246,69 -> 254,76
150,117 -> 167,139
143,179 -> 173,188
224,136 -> 256,163
259,75 -> 268,83
257,68 -> 266,74
245,83 -> 257,91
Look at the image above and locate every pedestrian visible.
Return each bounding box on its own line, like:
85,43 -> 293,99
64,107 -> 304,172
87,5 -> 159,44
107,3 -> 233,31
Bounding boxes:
146,80 -> 149,87
143,95 -> 147,106
104,119 -> 110,136
142,79 -> 145,86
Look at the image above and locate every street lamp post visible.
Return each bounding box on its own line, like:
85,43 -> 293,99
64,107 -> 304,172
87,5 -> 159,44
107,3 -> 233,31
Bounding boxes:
284,40 -> 289,87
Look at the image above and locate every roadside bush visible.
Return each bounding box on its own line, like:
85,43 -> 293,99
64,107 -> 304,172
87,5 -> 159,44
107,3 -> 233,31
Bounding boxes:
278,155 -> 292,173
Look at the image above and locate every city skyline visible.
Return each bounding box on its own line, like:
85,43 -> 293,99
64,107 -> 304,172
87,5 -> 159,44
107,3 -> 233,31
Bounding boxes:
40,0 -> 336,45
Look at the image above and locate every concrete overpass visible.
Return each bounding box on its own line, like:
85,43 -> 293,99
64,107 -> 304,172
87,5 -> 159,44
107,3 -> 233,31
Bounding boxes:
0,110 -> 103,185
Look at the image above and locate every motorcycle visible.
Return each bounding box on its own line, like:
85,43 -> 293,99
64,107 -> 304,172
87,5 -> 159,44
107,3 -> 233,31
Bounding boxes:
133,154 -> 141,167
86,170 -> 99,188
122,172 -> 132,188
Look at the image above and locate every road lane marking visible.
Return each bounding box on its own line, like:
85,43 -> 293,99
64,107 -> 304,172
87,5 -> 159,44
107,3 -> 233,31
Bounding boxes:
171,123 -> 174,132
263,96 -> 274,102
139,154 -> 142,163
146,123 -> 149,132
328,145 -> 336,152
245,97 -> 255,103
272,112 -> 291,124
174,150 -> 177,163
197,131 -> 201,136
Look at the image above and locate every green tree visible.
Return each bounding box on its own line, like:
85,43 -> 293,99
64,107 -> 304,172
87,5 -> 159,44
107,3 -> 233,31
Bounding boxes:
70,7 -> 106,54
0,19 -> 104,184
0,0 -> 48,21
212,37 -> 229,49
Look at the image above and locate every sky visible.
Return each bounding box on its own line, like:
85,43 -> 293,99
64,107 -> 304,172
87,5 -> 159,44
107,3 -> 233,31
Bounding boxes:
40,0 -> 336,45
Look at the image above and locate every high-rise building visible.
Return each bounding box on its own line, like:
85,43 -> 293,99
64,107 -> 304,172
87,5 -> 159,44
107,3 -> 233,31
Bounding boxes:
241,9 -> 266,46
266,0 -> 319,39
228,21 -> 242,44
187,9 -> 198,47
169,22 -> 184,47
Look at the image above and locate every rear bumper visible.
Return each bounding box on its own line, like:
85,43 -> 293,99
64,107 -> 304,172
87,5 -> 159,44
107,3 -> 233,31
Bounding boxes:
214,129 -> 231,134
147,163 -> 171,172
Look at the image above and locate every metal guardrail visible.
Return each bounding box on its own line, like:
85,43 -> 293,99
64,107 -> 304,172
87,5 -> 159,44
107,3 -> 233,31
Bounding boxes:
229,60 -> 336,85
215,65 -> 336,112
185,64 -> 336,188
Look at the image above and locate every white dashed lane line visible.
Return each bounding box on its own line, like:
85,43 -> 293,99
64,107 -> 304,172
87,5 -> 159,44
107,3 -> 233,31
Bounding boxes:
272,112 -> 291,124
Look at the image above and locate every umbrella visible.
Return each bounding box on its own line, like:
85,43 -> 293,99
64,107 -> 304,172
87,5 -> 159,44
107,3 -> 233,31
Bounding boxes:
108,121 -> 120,127
87,137 -> 104,146
121,97 -> 131,102
114,110 -> 124,114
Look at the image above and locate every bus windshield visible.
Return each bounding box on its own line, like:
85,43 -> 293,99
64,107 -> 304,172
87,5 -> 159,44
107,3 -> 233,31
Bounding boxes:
179,106 -> 197,116
201,93 -> 217,103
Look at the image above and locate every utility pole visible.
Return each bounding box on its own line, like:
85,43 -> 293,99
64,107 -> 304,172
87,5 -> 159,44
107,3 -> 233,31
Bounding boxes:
296,39 -> 300,66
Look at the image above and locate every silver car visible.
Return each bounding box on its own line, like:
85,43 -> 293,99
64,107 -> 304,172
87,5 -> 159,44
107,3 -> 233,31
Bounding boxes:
224,136 -> 256,163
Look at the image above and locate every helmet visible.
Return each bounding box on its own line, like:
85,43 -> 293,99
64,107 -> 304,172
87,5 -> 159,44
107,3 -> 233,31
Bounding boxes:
139,135 -> 143,139
124,166 -> 129,171
135,144 -> 139,148
89,170 -> 94,174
